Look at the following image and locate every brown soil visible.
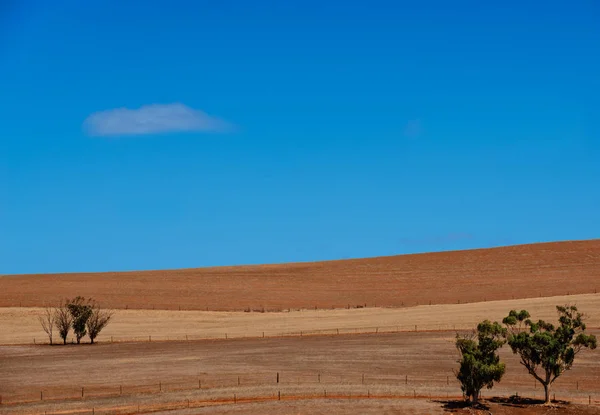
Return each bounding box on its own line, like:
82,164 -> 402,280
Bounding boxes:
1,240 -> 599,310
1,331 -> 598,403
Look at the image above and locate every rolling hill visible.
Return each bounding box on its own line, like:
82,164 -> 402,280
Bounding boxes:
1,239 -> 598,310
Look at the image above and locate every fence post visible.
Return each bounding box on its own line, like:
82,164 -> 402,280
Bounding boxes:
277,372 -> 279,383
318,373 -> 321,383
278,391 -> 281,400
159,382 -> 161,392
337,328 -> 339,335
82,387 -> 84,398
405,375 -> 407,385
199,379 -> 201,389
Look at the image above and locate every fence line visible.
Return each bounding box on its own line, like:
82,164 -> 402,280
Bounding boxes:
28,324 -> 600,347
5,388 -> 600,415
2,370 -> 599,408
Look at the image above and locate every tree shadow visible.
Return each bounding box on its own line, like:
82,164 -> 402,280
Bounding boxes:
433,399 -> 490,412
488,396 -> 570,408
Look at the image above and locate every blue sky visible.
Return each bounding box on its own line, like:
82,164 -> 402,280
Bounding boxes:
1,0 -> 599,274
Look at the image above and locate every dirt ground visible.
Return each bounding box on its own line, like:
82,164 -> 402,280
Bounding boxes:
153,398 -> 600,415
1,240 -> 598,310
1,293 -> 599,345
1,330 -> 598,410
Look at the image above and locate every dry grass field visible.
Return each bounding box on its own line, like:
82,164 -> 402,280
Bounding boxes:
1,240 -> 600,414
1,293 -> 599,345
1,239 -> 598,310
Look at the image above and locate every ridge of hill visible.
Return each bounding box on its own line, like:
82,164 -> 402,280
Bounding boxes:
1,239 -> 598,310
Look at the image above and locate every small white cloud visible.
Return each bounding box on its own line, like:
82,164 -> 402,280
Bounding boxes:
84,103 -> 233,137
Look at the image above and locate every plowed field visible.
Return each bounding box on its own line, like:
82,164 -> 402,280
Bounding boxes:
1,240 -> 598,310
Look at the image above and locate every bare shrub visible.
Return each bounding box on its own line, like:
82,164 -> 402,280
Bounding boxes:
86,305 -> 114,344
54,300 -> 73,345
38,306 -> 55,345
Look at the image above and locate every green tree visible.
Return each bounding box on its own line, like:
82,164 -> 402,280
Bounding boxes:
67,296 -> 93,344
503,305 -> 597,404
454,320 -> 507,404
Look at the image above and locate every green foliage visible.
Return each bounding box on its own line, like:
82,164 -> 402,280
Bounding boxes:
67,296 -> 93,344
503,305 -> 597,403
455,320 -> 507,403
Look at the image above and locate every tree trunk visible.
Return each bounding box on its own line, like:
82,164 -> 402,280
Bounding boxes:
472,390 -> 480,405
543,383 -> 550,404
90,337 -> 94,344
63,337 -> 66,345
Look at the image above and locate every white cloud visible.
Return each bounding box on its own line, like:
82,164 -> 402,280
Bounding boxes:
84,103 -> 233,137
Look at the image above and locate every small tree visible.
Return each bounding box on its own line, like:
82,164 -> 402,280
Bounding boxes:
503,305 -> 597,404
67,296 -> 93,344
455,320 -> 506,404
86,305 -> 113,344
38,306 -> 55,345
54,300 -> 73,345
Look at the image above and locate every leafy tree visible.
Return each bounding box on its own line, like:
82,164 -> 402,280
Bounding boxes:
38,306 -> 55,345
503,305 -> 597,404
67,296 -> 93,344
54,300 -> 73,345
86,305 -> 113,344
454,320 -> 507,404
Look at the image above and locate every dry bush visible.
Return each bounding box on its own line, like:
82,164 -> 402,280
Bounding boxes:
38,306 -> 55,345
54,299 -> 73,345
86,305 -> 114,344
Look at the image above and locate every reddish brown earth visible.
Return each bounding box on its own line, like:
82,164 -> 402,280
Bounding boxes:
1,240 -> 599,310
1,331 -> 599,414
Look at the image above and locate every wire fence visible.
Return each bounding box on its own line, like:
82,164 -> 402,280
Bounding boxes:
2,371 -> 599,408
4,388 -> 600,415
29,323 -> 600,346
